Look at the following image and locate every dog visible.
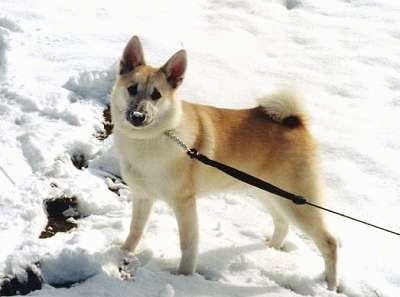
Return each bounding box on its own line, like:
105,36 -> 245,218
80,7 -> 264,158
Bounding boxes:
111,36 -> 338,290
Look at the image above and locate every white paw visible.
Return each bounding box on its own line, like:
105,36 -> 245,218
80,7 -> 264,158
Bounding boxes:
265,238 -> 297,252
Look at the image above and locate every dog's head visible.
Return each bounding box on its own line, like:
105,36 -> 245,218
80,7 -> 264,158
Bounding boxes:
111,36 -> 186,139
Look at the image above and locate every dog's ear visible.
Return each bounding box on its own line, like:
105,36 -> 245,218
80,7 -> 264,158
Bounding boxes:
161,50 -> 187,88
119,36 -> 145,75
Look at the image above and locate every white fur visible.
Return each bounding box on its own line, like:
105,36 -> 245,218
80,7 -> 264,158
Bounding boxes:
257,90 -> 306,122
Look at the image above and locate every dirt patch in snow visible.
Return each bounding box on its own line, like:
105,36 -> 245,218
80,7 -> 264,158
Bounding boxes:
95,105 -> 113,141
0,265 -> 42,296
39,196 -> 82,239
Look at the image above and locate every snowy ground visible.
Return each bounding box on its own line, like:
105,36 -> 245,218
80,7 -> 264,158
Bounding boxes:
1,0 -> 400,296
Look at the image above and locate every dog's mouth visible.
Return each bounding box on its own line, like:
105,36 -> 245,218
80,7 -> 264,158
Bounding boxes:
126,110 -> 153,128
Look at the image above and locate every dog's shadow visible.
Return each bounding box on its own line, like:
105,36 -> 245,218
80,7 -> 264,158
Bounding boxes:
195,243 -> 264,281
136,243 -> 278,297
35,244 -> 275,297
17,243 -> 321,296
147,242 -> 323,296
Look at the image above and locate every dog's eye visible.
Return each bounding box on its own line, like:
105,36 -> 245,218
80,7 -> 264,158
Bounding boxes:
151,88 -> 162,100
127,83 -> 138,96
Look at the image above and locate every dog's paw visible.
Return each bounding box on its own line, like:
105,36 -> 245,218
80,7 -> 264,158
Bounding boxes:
118,253 -> 140,280
265,237 -> 284,250
265,238 -> 297,252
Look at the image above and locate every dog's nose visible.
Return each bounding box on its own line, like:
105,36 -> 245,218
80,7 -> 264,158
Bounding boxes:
127,110 -> 146,126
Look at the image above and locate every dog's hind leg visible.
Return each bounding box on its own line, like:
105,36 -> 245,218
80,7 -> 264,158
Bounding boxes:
285,202 -> 338,290
264,204 -> 289,249
123,191 -> 154,253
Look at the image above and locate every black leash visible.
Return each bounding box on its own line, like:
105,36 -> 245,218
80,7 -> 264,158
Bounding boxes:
164,130 -> 400,237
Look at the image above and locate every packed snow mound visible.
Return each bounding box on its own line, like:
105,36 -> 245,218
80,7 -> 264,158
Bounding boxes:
63,67 -> 117,104
40,248 -> 102,285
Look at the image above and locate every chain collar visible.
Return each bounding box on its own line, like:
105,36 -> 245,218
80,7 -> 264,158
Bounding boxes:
164,130 -> 199,158
164,130 -> 190,153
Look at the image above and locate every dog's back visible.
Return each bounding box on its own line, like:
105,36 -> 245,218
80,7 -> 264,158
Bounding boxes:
185,92 -> 319,197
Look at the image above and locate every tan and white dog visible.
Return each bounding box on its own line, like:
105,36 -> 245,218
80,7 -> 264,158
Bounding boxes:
111,36 -> 338,290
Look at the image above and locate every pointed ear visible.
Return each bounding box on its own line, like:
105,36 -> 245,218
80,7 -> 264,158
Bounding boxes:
119,36 -> 145,75
161,50 -> 187,88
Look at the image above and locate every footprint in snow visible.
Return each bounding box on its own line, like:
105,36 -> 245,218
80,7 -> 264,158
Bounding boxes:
158,284 -> 175,297
0,17 -> 22,32
196,265 -> 225,281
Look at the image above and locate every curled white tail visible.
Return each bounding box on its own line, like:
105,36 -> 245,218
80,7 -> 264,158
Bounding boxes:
257,90 -> 307,125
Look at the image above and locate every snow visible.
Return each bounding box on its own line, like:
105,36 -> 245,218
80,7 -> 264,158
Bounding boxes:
1,0 -> 400,296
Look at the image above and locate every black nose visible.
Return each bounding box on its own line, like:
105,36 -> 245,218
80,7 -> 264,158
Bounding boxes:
127,110 -> 146,126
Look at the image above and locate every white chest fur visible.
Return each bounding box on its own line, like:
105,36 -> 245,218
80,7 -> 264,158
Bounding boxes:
114,132 -> 189,199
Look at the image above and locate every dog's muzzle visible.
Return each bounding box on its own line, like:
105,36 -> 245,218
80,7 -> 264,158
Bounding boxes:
127,110 -> 146,127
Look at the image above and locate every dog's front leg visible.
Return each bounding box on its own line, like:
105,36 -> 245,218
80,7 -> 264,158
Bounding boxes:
123,190 -> 154,253
172,195 -> 199,275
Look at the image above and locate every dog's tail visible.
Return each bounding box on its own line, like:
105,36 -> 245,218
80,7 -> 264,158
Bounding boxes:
257,90 -> 307,128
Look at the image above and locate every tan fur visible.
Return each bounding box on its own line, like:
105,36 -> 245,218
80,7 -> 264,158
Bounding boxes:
112,36 -> 338,290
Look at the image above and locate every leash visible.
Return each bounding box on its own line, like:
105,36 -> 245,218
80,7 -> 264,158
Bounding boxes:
0,164 -> 15,186
164,130 -> 400,237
